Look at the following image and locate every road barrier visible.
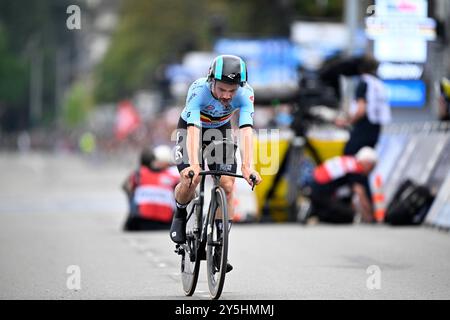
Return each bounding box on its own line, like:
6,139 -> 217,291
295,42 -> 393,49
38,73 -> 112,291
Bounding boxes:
372,122 -> 450,230
425,171 -> 450,228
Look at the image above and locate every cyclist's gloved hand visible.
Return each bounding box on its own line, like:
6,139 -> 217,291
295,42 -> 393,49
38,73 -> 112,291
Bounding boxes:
241,165 -> 262,187
183,165 -> 201,185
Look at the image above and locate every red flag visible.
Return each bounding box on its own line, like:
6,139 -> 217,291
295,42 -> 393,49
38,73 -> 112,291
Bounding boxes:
115,100 -> 141,140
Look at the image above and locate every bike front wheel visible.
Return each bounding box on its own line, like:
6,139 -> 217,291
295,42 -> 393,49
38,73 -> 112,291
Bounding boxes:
206,186 -> 228,299
181,201 -> 202,296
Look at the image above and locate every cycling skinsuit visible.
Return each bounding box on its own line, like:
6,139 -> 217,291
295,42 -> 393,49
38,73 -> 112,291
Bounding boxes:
174,77 -> 255,173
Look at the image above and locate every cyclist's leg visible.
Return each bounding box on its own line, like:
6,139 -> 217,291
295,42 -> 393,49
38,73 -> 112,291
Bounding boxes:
215,124 -> 237,273
174,117 -> 202,202
219,176 -> 236,220
170,118 -> 201,244
208,122 -> 238,220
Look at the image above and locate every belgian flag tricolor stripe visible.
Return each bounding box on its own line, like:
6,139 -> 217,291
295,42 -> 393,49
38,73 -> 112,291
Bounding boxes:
200,111 -> 234,123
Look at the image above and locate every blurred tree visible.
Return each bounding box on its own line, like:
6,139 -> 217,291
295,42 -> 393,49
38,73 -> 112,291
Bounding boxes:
0,27 -> 28,132
206,0 -> 344,37
62,81 -> 94,128
0,26 -> 27,106
94,0 -> 344,103
0,0 -> 77,131
0,0 -> 344,131
293,0 -> 343,20
95,0 -> 210,103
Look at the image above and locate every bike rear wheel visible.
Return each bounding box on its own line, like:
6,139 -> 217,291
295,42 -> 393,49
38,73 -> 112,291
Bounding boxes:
181,201 -> 202,296
206,186 -> 228,299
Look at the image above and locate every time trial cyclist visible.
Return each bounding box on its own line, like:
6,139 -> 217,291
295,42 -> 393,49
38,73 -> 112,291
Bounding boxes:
169,55 -> 263,271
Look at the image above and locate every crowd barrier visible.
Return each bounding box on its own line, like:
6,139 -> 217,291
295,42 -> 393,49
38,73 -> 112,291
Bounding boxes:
237,121 -> 450,227
371,121 -> 450,230
426,171 -> 450,229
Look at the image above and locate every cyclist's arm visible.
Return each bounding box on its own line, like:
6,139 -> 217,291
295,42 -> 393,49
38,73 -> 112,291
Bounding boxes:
237,86 -> 261,185
186,124 -> 201,167
184,82 -> 203,177
239,126 -> 254,171
239,126 -> 262,186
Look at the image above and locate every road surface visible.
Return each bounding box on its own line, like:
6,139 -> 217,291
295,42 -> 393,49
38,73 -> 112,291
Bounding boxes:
1,152 -> 449,300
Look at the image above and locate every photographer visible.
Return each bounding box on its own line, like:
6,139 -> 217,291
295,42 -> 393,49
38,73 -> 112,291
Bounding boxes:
122,145 -> 179,231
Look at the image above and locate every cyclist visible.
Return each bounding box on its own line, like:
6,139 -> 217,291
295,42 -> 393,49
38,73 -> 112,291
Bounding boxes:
169,55 -> 263,271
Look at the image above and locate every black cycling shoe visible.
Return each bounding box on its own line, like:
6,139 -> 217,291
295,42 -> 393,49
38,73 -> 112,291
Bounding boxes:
170,209 -> 187,244
213,248 -> 233,273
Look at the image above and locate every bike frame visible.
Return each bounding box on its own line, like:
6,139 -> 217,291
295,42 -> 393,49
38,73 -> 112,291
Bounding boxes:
179,169 -> 254,299
192,170 -> 247,259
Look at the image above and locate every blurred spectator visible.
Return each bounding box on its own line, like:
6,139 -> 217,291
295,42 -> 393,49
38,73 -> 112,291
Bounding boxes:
335,56 -> 391,155
308,147 -> 378,224
122,145 -> 179,231
438,77 -> 450,123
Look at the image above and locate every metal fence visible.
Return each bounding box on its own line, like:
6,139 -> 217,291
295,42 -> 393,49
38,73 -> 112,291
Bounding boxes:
372,121 -> 450,229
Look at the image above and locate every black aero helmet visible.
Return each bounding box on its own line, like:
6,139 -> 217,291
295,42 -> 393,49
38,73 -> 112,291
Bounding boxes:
207,55 -> 247,86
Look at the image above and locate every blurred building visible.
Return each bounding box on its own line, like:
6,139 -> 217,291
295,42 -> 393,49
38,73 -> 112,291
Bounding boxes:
363,0 -> 450,120
55,0 -> 120,110
77,0 -> 120,74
